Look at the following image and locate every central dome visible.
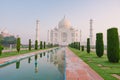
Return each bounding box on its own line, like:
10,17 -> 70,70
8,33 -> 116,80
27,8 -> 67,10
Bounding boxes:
58,16 -> 71,29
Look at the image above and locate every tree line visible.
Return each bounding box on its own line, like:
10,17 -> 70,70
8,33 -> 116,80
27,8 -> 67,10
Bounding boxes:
0,35 -> 16,47
0,37 -> 58,55
69,27 -> 120,63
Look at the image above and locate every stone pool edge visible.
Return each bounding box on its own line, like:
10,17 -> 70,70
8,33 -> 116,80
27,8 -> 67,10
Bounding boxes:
0,47 -> 59,67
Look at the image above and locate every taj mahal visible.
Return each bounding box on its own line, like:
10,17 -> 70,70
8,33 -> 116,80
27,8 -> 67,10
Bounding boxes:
48,16 -> 80,46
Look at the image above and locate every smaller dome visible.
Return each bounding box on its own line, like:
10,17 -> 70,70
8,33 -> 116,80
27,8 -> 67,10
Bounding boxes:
58,16 -> 71,29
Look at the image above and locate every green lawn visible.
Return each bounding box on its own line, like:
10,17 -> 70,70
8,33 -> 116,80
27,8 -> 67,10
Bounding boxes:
0,48 -> 49,58
69,47 -> 120,80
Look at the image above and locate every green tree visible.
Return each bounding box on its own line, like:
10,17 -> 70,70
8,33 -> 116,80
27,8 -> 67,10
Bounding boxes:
0,44 -> 3,56
87,38 -> 90,53
107,28 -> 119,62
51,43 -> 53,48
73,42 -> 76,48
96,33 -> 104,57
0,34 -> 3,44
40,41 -> 42,49
44,41 -> 46,49
29,39 -> 31,51
35,40 -> 38,50
16,37 -> 21,53
81,45 -> 84,51
78,42 -> 80,50
2,36 -> 16,47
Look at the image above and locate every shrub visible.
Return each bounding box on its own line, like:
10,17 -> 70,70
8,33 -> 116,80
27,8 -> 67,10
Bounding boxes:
69,42 -> 74,48
40,41 -> 42,49
51,43 -> 53,48
107,28 -> 119,62
78,42 -> 80,50
81,45 -> 84,51
44,41 -> 46,49
29,39 -> 31,51
96,33 -> 104,57
73,42 -> 76,48
16,37 -> 21,53
87,38 -> 90,53
35,40 -> 38,50
0,44 -> 3,55
71,42 -> 74,48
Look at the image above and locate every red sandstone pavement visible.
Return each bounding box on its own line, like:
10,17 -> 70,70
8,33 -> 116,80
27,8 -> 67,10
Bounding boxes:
66,47 -> 104,80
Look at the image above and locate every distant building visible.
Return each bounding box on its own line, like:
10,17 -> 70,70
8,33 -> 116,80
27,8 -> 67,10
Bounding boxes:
48,16 -> 80,46
0,29 -> 12,37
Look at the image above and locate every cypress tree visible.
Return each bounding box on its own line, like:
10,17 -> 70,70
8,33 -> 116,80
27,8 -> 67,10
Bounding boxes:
87,38 -> 90,53
44,41 -> 46,49
16,37 -> 21,53
35,40 -> 38,50
81,45 -> 84,51
0,44 -> 3,55
96,33 -> 104,57
107,28 -> 119,62
29,39 -> 31,51
40,41 -> 42,49
73,42 -> 76,48
51,43 -> 53,48
78,42 -> 80,50
71,42 -> 73,48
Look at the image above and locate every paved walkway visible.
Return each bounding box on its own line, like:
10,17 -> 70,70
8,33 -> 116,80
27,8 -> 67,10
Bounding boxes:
66,47 -> 104,80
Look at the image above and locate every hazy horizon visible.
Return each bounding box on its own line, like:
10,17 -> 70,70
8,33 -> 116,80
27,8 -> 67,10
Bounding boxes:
0,0 -> 120,45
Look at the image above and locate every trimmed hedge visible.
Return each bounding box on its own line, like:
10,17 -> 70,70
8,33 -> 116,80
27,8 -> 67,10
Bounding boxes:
29,39 -> 31,51
44,41 -> 46,49
87,38 -> 90,53
96,33 -> 104,57
69,42 -> 80,50
107,28 -> 119,63
16,37 -> 21,53
0,44 -> 3,55
35,40 -> 38,50
81,45 -> 84,51
78,42 -> 80,50
40,41 -> 42,49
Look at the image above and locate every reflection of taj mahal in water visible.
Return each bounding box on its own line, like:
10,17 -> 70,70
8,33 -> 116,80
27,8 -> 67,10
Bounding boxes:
49,49 -> 65,74
48,16 -> 80,46
33,48 -> 65,75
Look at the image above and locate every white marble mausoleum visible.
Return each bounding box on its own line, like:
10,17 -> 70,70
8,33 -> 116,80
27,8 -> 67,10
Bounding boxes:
48,16 -> 80,46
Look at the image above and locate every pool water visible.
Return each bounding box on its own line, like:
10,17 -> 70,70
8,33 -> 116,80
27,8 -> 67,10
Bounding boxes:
0,48 -> 66,80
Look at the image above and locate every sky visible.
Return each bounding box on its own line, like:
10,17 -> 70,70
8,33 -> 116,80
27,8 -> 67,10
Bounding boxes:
0,0 -> 120,45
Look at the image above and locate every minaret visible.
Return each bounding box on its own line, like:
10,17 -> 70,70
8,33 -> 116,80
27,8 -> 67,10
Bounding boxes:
36,20 -> 40,44
90,19 -> 93,45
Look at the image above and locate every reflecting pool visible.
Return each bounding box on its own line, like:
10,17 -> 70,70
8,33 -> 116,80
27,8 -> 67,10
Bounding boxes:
0,48 -> 66,80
